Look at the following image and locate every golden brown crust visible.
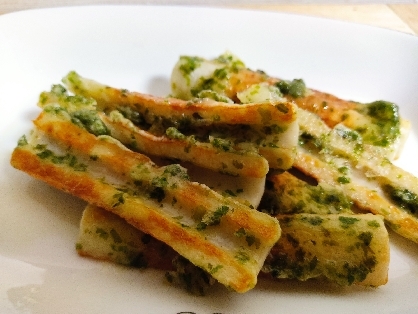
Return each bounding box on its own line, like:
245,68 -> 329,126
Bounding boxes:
64,72 -> 296,126
100,112 -> 269,178
11,109 -> 281,293
225,68 -> 277,101
11,148 -> 98,200
290,90 -> 358,128
11,145 -> 257,292
226,68 -> 358,128
78,205 -> 389,287
294,150 -> 418,244
62,72 -> 298,172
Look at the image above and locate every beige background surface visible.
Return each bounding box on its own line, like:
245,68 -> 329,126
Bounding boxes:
0,2 -> 417,35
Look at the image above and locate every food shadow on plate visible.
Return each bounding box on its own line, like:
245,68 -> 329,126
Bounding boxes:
146,76 -> 171,97
253,275 -> 378,296
19,176 -> 86,228
23,107 -> 41,123
187,262 -> 381,300
387,229 -> 418,264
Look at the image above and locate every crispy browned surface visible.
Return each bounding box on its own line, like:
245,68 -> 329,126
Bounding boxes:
100,113 -> 269,178
294,151 -> 418,244
61,72 -> 298,174
225,68 -> 277,101
11,146 -> 256,292
291,107 -> 418,244
226,68 -> 358,128
64,72 -> 296,126
290,90 -> 357,128
11,109 -> 281,293
78,205 -> 389,287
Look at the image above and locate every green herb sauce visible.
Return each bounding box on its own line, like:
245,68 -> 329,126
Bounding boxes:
275,79 -> 307,98
383,184 -> 418,215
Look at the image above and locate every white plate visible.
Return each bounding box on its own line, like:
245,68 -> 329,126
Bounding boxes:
1,5 -> 418,314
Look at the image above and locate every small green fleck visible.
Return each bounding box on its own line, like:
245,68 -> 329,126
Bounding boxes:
179,56 -> 203,76
245,234 -> 260,248
302,216 -> 324,226
337,176 -> 351,184
235,251 -> 250,263
338,166 -> 349,175
367,220 -> 380,228
112,192 -> 125,207
358,231 -> 373,246
110,229 -> 123,244
211,137 -> 232,152
288,79 -> 306,98
197,205 -> 229,230
383,185 -> 418,215
208,263 -> 223,274
95,228 -> 109,240
37,149 -> 53,159
234,227 -> 246,237
276,103 -> 289,114
275,79 -> 307,98
17,135 -> 28,147
339,216 -> 359,228
166,127 -> 186,140
232,160 -> 244,169
163,164 -> 189,180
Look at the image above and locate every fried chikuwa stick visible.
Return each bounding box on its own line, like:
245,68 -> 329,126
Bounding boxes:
61,71 -> 299,173
10,105 -> 280,293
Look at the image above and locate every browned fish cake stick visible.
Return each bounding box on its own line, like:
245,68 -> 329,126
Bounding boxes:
11,108 -> 281,293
